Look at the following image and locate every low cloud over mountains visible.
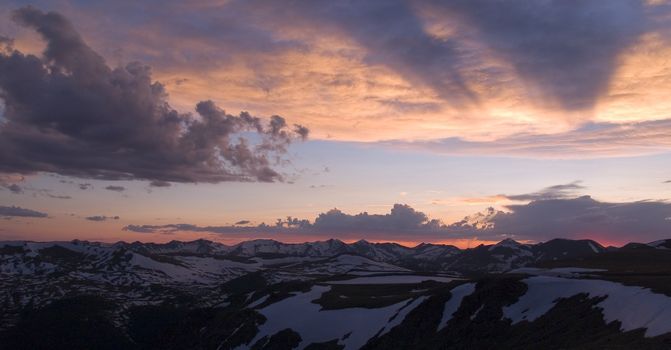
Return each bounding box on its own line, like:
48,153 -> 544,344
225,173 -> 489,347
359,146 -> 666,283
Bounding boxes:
124,195 -> 671,244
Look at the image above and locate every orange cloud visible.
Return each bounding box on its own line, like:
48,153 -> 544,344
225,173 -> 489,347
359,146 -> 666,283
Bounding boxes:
4,2 -> 671,158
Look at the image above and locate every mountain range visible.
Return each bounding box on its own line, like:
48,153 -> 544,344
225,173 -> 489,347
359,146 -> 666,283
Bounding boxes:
2,237 -> 671,349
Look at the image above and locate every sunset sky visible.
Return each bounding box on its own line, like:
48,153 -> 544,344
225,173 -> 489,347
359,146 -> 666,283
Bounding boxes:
1,0 -> 671,247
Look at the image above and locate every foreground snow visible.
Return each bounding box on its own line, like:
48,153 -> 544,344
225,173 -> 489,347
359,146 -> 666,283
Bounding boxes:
238,286 -> 424,349
437,283 -> 476,330
504,276 -> 671,337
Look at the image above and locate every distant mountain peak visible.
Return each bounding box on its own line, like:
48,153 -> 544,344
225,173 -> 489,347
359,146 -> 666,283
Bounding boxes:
496,238 -> 522,246
353,239 -> 372,245
647,239 -> 671,249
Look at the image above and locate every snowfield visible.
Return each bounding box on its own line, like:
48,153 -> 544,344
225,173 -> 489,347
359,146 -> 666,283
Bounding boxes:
437,283 -> 476,330
129,254 -> 258,284
304,254 -> 410,275
504,276 -> 671,337
238,286 -> 424,350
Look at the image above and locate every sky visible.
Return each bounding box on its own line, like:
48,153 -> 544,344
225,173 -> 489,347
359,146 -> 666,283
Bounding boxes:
1,0 -> 671,247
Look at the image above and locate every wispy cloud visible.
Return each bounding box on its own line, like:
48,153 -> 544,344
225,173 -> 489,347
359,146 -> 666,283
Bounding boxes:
432,0 -> 647,110
383,119 -> 671,158
104,185 -> 126,192
0,205 -> 47,218
2,183 -> 22,194
85,215 -> 119,222
503,181 -> 585,201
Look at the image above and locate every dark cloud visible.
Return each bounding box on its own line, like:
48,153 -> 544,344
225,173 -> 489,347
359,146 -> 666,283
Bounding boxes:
124,203 -> 442,237
78,183 -> 92,190
239,0 -> 477,105
125,196 -> 671,244
43,193 -> 71,200
478,196 -> 671,243
294,124 -> 310,140
238,0 -> 658,110
122,224 -> 155,233
25,188 -> 72,200
0,7 -> 308,184
5,1 -> 662,118
235,220 -> 251,225
2,183 -> 22,194
311,204 -> 438,232
433,0 -> 648,110
503,181 -> 584,201
105,185 -> 126,192
378,99 -> 442,113
0,175 -> 24,194
0,205 -> 47,218
0,35 -> 13,49
149,180 -> 171,187
64,1 -> 305,72
85,215 -> 119,222
2,177 -> 72,198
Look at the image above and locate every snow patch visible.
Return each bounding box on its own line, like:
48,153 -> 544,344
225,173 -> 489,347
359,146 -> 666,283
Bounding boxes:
470,304 -> 485,320
437,283 -> 476,330
378,296 -> 428,336
240,286 -> 423,350
504,276 -> 671,337
247,295 -> 269,308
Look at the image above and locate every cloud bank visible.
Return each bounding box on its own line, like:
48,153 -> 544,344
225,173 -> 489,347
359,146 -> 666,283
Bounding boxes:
124,195 -> 671,244
0,7 -> 308,184
480,196 -> 671,243
264,0 -> 478,105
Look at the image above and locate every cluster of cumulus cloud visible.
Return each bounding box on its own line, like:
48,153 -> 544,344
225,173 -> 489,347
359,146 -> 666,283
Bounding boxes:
0,7 -> 308,185
123,194 -> 671,244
